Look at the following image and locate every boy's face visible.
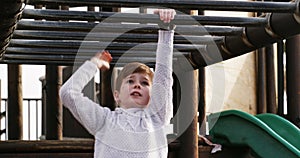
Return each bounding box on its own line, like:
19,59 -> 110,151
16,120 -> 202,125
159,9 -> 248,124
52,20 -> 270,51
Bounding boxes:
114,73 -> 152,109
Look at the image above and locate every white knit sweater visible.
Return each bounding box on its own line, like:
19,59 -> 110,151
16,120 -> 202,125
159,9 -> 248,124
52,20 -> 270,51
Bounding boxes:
60,30 -> 174,158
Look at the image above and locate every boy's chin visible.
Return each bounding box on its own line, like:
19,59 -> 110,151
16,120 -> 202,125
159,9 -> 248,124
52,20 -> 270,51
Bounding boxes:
135,104 -> 148,109
133,102 -> 149,109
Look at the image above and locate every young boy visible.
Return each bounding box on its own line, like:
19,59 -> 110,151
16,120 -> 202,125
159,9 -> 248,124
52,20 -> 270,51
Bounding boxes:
60,9 -> 176,158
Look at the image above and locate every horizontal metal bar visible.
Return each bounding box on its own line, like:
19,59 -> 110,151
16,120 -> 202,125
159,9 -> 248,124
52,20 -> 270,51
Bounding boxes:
6,47 -> 190,57
3,53 -> 162,62
27,0 -> 298,13
9,39 -> 206,51
1,58 -> 82,65
13,30 -> 224,44
2,53 -> 181,66
17,20 -> 243,36
1,58 -> 158,67
22,9 -> 267,26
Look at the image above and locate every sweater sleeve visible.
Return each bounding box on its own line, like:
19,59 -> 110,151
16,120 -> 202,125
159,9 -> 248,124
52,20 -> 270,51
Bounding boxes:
59,61 -> 110,135
147,30 -> 174,125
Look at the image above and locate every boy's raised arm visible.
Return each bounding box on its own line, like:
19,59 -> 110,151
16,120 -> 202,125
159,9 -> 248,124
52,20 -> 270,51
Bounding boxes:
59,51 -> 112,135
147,9 -> 176,125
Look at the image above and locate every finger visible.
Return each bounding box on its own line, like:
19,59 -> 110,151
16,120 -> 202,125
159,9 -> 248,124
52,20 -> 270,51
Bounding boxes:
165,10 -> 171,23
160,10 -> 165,22
165,9 -> 175,23
159,10 -> 165,23
153,9 -> 159,14
94,52 -> 102,59
170,9 -> 176,20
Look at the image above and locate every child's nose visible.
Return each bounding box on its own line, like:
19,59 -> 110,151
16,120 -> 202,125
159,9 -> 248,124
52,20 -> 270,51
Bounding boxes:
133,83 -> 141,89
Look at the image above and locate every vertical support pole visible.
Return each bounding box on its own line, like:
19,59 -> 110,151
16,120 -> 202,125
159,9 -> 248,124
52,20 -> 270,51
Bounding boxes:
198,68 -> 206,135
44,4 -> 67,140
256,49 -> 267,114
45,65 -> 62,140
178,70 -> 198,158
100,69 -> 116,110
257,45 -> 277,114
35,4 -> 44,138
7,64 -> 23,140
172,74 -> 180,134
197,9 -> 206,136
286,35 -> 300,128
277,41 -> 284,116
176,9 -> 199,158
265,45 -> 277,113
39,76 -> 46,137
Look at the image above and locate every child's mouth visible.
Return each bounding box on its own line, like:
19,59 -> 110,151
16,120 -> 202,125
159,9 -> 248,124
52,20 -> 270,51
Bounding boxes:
131,92 -> 142,96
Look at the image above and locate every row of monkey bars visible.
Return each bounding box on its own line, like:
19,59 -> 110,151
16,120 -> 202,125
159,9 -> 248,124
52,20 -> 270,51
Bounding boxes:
1,0 -> 300,67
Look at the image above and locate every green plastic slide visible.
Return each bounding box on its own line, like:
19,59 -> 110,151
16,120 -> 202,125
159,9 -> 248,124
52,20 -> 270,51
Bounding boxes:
208,110 -> 300,158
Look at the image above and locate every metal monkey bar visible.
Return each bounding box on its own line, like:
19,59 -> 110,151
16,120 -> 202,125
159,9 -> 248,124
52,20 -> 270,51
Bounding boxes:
26,0 -> 298,13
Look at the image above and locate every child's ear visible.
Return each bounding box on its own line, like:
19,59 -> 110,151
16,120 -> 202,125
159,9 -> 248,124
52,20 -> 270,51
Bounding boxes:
113,90 -> 120,104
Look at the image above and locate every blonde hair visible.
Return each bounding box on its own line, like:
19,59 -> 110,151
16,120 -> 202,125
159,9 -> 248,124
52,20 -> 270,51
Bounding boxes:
115,62 -> 154,91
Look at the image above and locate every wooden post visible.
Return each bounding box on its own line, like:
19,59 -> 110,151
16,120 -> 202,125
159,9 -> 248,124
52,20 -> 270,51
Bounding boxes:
178,70 -> 199,158
286,35 -> 300,128
176,9 -> 199,158
100,68 -> 116,110
199,68 -> 206,135
7,64 -> 23,140
45,65 -> 62,140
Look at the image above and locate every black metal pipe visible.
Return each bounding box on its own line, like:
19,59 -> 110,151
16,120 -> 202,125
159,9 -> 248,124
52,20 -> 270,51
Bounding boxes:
13,30 -> 223,44
2,53 -> 172,64
9,39 -> 207,52
190,11 -> 300,68
256,48 -> 267,114
2,57 -> 159,67
277,40 -> 284,116
22,9 -> 267,27
5,47 -> 189,57
286,35 -> 300,128
27,0 -> 298,13
16,20 -> 243,36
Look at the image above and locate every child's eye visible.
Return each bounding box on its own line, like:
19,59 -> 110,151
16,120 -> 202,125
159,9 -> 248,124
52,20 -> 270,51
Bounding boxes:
141,81 -> 149,86
127,79 -> 134,84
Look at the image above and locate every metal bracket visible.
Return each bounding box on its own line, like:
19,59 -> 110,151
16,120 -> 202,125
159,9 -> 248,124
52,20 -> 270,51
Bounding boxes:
265,13 -> 284,40
241,27 -> 255,48
220,38 -> 234,57
294,0 -> 300,24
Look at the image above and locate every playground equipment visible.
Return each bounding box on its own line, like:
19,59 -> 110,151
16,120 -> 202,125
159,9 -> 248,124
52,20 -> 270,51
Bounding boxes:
208,110 -> 300,158
0,0 -> 300,67
0,0 -> 299,158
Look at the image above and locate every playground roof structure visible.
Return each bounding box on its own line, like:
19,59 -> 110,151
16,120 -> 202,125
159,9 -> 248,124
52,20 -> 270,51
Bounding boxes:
0,0 -> 299,68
